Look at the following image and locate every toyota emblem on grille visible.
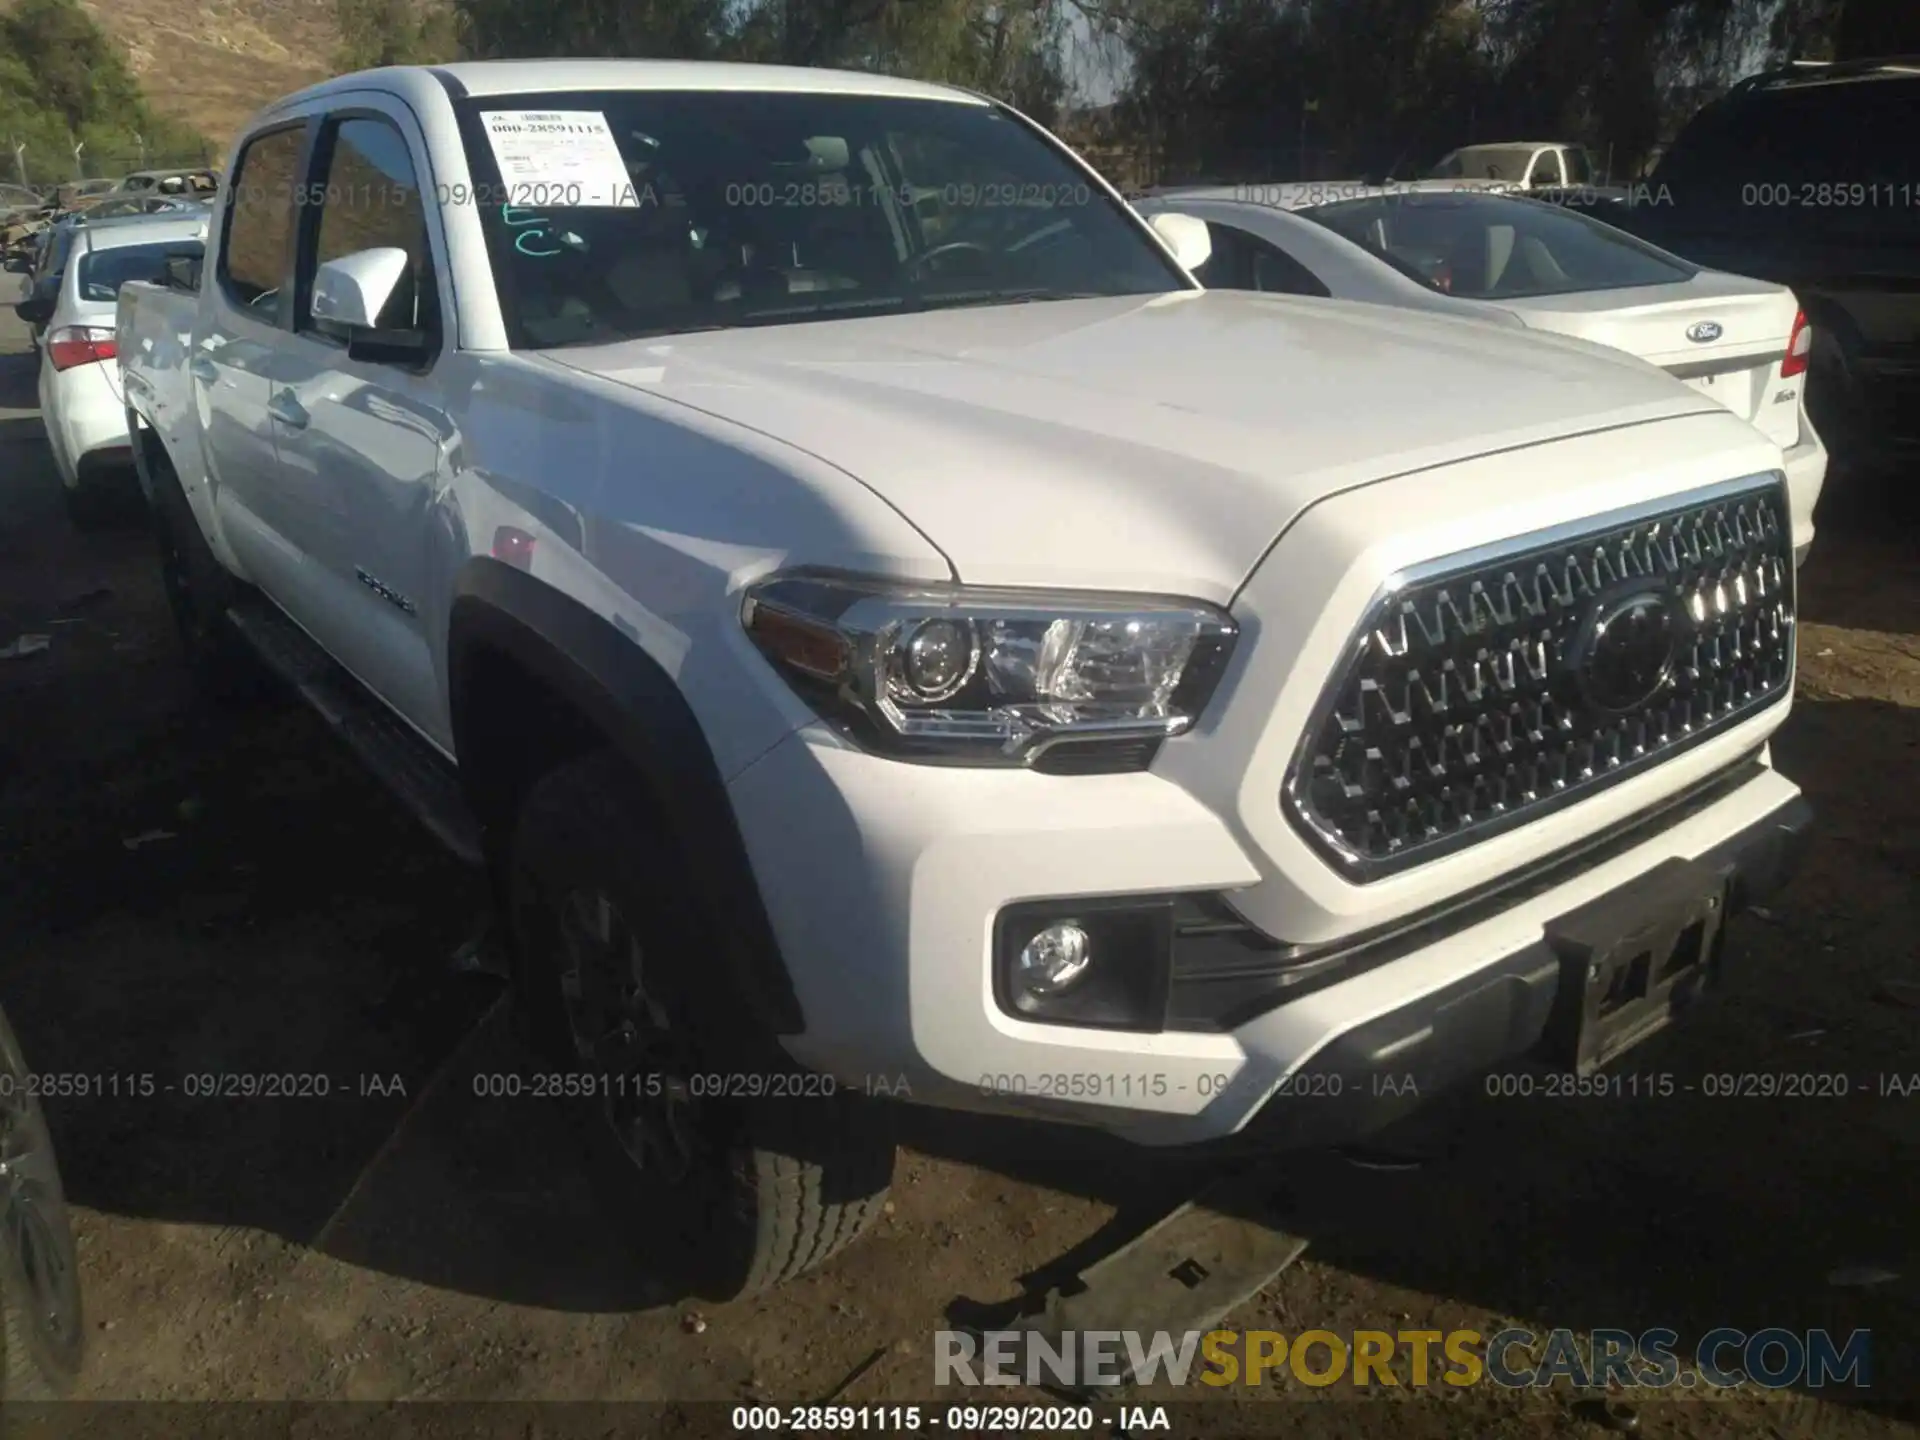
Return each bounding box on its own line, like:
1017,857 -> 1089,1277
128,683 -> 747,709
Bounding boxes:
1686,321 -> 1723,343
1572,588 -> 1679,713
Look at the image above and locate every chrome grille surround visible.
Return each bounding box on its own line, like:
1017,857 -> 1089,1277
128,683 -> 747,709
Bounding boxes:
1283,473 -> 1796,882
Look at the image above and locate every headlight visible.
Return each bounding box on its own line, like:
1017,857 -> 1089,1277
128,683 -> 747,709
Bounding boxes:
741,572 -> 1238,771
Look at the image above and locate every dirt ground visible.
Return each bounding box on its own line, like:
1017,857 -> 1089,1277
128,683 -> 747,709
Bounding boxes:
1,290 -> 1916,1439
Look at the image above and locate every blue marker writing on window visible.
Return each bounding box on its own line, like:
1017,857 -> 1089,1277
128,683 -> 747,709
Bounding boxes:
502,203 -> 561,257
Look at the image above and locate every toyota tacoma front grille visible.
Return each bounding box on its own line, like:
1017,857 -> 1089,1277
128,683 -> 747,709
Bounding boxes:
1284,474 -> 1796,880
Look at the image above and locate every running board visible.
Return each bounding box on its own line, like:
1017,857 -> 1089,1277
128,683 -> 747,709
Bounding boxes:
226,600 -> 485,867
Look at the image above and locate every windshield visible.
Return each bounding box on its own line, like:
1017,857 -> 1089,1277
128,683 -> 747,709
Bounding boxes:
454,89 -> 1187,349
1303,192 -> 1694,299
1427,146 -> 1536,182
78,239 -> 203,303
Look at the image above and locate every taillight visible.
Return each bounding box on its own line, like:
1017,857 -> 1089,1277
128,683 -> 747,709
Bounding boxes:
491,526 -> 536,570
1781,308 -> 1811,378
46,326 -> 117,373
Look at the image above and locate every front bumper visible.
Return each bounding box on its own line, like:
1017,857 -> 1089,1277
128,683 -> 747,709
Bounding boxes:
736,719 -> 1807,1149
1206,782 -> 1810,1153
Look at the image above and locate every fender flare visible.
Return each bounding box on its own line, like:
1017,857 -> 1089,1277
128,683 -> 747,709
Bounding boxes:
447,557 -> 804,1036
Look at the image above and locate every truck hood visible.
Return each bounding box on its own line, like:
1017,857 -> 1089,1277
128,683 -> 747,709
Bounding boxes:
541,289 -> 1726,600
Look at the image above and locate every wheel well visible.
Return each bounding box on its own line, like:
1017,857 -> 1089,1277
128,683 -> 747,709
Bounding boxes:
447,563 -> 806,1034
453,640 -> 610,846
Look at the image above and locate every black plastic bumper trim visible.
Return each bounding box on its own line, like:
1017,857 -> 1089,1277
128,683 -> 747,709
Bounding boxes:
1166,753 -> 1772,1032
1205,791 -> 1812,1155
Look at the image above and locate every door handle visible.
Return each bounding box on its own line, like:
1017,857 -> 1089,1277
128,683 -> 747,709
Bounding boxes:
267,389 -> 310,430
188,355 -> 219,384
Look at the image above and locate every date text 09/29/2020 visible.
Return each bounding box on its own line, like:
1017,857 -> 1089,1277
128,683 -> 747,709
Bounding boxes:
729,1404 -> 1169,1433
0,1073 -> 408,1099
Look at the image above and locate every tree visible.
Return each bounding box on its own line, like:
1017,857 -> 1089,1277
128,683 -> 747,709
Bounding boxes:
448,0 -> 1072,116
4,0 -> 146,134
0,0 -> 208,180
335,0 -> 461,70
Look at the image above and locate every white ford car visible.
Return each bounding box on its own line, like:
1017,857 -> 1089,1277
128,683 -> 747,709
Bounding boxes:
25,212 -> 209,527
1136,184 -> 1826,565
118,60 -> 1809,1299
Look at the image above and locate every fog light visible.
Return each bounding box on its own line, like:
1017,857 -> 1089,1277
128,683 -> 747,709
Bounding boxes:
1018,922 -> 1092,996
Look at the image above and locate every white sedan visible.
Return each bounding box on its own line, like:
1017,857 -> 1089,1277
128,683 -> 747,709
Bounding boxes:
1136,183 -> 1826,564
27,212 -> 207,528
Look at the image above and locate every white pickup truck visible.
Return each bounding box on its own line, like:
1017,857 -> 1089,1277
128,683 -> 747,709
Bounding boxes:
119,59 -> 1810,1299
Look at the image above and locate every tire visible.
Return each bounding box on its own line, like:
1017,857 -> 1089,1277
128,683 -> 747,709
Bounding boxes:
149,458 -> 273,707
507,750 -> 895,1300
0,1007 -> 83,1404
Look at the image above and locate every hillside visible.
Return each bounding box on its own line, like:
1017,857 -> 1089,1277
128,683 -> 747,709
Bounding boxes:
76,0 -> 339,150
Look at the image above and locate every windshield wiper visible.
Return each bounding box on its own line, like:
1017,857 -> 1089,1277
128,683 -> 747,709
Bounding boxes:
740,295 -> 915,322
913,288 -> 1110,313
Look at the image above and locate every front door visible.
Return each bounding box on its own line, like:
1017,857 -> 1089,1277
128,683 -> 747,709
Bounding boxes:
202,121 -> 312,597
265,107 -> 457,750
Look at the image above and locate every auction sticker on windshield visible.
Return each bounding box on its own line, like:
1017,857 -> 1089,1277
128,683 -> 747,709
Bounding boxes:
479,111 -> 640,208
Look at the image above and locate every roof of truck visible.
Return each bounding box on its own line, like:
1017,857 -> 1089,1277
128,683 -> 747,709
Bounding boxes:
271,59 -> 985,114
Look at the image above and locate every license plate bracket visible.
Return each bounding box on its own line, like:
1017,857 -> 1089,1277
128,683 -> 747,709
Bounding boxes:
1540,856 -> 1735,1074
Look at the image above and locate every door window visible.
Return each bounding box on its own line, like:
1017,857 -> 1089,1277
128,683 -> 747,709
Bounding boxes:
299,116 -> 441,343
1193,221 -> 1331,296
1529,150 -> 1565,187
220,125 -> 305,312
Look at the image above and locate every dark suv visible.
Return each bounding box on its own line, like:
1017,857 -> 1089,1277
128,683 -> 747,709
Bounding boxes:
1601,58 -> 1919,472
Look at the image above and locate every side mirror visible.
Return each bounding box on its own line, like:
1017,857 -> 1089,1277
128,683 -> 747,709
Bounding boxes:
312,246 -> 430,361
311,246 -> 411,331
162,251 -> 202,292
1149,211 -> 1213,273
13,290 -> 53,327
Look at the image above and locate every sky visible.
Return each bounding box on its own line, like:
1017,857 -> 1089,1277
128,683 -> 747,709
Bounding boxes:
1062,6 -> 1126,106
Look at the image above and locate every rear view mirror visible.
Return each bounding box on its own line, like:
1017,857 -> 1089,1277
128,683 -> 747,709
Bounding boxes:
1149,212 -> 1214,273
311,246 -> 410,331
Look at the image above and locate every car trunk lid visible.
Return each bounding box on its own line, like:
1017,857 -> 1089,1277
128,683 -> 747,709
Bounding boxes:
1502,273 -> 1803,447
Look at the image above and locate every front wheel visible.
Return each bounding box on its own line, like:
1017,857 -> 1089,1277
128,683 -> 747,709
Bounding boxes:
507,751 -> 895,1300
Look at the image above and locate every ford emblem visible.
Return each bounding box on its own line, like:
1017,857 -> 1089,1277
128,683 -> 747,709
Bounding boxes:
1686,320 -> 1723,343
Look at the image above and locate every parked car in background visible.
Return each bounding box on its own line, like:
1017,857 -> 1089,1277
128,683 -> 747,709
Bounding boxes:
122,59 -> 1810,1299
107,168 -> 219,200
12,202 -> 207,348
25,212 -> 208,527
0,182 -> 46,224
1589,57 -> 1918,476
53,179 -> 119,212
1138,184 -> 1826,564
0,1003 -> 85,1399
1427,141 -> 1604,190
69,195 -> 205,223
